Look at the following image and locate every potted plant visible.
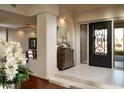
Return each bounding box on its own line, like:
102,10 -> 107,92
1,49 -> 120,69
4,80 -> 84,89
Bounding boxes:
0,39 -> 32,89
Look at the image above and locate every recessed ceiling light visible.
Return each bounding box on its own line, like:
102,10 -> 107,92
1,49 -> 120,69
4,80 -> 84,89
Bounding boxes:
63,17 -> 66,19
18,30 -> 24,35
60,19 -> 64,24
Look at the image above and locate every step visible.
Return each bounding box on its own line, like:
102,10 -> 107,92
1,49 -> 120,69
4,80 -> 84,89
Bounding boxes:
54,73 -> 122,89
49,77 -> 97,89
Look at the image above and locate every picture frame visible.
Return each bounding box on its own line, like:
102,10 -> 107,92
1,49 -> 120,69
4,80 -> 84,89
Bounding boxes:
29,38 -> 37,49
29,38 -> 37,59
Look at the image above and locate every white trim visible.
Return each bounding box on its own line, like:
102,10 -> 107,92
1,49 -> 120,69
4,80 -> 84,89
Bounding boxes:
111,19 -> 114,69
75,23 -> 81,64
87,24 -> 89,65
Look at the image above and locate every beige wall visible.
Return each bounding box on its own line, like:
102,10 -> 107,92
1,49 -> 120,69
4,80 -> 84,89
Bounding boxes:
8,28 -> 37,51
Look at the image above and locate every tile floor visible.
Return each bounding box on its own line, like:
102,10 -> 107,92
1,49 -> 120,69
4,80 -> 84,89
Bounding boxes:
57,64 -> 124,88
115,61 -> 124,68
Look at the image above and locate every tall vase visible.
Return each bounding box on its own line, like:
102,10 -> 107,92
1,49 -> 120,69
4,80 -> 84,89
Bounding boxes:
7,84 -> 16,89
0,84 -> 16,89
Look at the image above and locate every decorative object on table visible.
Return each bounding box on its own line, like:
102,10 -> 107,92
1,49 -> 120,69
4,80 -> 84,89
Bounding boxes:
27,49 -> 33,59
58,43 -> 68,49
57,40 -> 72,49
26,49 -> 33,63
66,40 -> 71,49
26,49 -> 37,59
0,39 -> 32,89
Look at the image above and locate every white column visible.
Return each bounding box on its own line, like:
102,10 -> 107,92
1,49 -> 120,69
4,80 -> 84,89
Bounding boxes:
37,12 -> 57,79
75,22 -> 81,64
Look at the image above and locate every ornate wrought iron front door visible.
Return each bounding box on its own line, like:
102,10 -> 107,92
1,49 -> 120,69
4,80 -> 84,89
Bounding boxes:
89,21 -> 112,68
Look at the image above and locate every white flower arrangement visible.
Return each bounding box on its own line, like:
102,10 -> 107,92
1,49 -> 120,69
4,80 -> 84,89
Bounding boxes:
0,39 -> 32,89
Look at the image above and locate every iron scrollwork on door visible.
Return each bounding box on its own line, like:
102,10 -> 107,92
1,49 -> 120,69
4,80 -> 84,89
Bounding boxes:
93,29 -> 107,55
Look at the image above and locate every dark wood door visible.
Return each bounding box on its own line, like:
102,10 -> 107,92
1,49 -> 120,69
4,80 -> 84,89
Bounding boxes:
89,21 -> 112,68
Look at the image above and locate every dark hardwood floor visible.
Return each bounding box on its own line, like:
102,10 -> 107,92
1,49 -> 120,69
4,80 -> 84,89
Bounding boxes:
21,76 -> 66,89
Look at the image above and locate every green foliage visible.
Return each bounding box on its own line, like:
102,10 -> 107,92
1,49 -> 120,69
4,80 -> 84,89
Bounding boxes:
115,51 -> 124,55
14,64 -> 32,87
0,64 -> 32,88
0,68 -> 8,88
115,44 -> 122,47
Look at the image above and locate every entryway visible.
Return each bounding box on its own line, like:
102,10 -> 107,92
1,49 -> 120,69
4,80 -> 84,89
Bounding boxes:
80,20 -> 124,69
80,21 -> 113,68
54,64 -> 124,88
53,20 -> 124,89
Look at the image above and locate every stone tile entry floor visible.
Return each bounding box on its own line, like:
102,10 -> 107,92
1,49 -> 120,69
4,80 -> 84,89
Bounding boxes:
57,64 -> 124,88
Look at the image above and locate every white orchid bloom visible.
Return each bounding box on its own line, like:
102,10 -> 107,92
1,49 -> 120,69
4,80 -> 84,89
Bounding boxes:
0,40 -> 27,82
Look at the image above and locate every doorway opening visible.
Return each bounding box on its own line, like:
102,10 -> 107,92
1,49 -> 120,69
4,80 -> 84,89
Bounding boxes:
114,20 -> 124,69
80,24 -> 87,64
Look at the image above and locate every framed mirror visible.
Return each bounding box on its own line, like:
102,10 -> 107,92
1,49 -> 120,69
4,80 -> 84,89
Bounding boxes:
29,38 -> 37,59
29,38 -> 37,49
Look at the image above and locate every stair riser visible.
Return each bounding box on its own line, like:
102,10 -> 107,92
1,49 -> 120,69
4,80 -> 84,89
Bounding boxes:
55,73 -> 121,89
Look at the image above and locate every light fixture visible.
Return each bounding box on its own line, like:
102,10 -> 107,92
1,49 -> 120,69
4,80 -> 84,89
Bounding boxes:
30,32 -> 36,36
19,24 -> 37,29
18,30 -> 24,35
17,24 -> 37,32
63,17 -> 66,19
60,18 -> 65,24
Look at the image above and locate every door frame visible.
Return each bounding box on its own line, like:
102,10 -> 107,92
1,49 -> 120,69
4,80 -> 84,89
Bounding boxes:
80,24 -> 88,64
79,19 -> 114,69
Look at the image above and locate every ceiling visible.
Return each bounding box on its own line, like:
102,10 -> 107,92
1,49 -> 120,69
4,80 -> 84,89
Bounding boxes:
0,9 -> 36,28
0,4 -> 122,28
59,4 -> 119,14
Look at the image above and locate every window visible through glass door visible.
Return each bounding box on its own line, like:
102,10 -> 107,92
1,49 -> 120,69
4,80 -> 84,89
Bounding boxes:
114,28 -> 124,69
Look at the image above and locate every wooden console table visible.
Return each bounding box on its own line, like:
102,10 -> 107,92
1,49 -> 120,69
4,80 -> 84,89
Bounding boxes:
57,48 -> 74,70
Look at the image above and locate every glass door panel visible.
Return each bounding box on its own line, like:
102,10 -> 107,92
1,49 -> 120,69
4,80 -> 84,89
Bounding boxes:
94,29 -> 107,55
114,28 -> 124,69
